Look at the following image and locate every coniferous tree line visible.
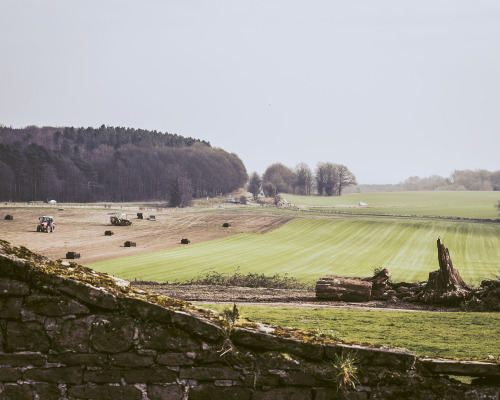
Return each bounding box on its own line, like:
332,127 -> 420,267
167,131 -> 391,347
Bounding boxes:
0,125 -> 247,204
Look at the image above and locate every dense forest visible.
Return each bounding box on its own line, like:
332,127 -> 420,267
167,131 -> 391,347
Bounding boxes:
0,125 -> 247,204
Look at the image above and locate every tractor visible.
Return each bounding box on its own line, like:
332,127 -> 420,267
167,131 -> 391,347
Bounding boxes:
37,216 -> 55,233
110,213 -> 132,226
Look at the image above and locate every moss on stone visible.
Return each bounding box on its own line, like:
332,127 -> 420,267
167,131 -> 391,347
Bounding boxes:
0,240 -> 220,324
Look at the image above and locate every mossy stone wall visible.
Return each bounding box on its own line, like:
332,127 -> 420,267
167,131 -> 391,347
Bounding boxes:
0,242 -> 498,399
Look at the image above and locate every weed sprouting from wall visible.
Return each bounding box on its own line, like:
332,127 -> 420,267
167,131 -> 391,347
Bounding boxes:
331,351 -> 359,394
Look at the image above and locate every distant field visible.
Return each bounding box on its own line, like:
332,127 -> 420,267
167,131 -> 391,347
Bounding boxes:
88,216 -> 500,285
200,304 -> 500,359
284,192 -> 500,219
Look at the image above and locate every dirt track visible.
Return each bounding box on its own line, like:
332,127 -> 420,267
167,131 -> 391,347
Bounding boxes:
131,283 -> 460,312
0,204 -> 293,265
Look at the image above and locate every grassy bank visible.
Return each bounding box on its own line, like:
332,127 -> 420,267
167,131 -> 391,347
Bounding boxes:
200,304 -> 500,360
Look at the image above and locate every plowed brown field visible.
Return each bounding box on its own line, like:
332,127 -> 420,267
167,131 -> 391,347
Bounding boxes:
0,204 -> 292,265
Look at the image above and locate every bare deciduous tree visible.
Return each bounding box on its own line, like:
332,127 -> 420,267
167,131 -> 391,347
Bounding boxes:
247,172 -> 262,199
295,162 -> 313,195
336,164 -> 357,195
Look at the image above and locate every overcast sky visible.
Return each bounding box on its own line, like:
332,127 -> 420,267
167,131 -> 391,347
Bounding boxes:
1,1 -> 499,184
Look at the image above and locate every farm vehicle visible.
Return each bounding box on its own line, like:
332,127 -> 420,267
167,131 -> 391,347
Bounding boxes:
110,213 -> 132,226
37,216 -> 55,233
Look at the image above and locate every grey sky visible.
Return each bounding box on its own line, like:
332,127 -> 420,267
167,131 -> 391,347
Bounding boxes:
1,1 -> 499,184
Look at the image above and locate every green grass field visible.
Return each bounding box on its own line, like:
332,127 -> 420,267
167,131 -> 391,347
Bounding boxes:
200,304 -> 500,359
88,216 -> 500,285
284,191 -> 500,219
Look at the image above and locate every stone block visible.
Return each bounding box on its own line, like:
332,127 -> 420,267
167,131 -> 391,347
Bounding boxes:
24,366 -> 83,384
243,372 -> 280,388
253,387 -> 312,400
195,350 -> 225,365
52,316 -> 94,353
84,368 -> 122,383
230,328 -> 283,351
157,352 -> 195,366
324,344 -> 416,371
57,279 -> 117,310
0,383 -> 34,400
48,353 -> 106,367
24,295 -> 89,316
0,353 -> 46,367
179,366 -> 241,381
90,315 -> 135,353
139,323 -> 199,351
231,327 -> 324,360
188,384 -> 252,400
170,310 -> 225,341
6,321 -> 50,352
33,383 -> 61,400
419,358 -> 500,377
214,380 -> 233,386
312,388 -> 337,400
119,297 -> 173,323
68,384 -> 142,400
0,367 -> 22,381
282,339 -> 324,361
148,384 -> 184,400
137,349 -> 158,357
0,297 -> 23,319
0,255 -> 32,283
109,353 -> 154,367
349,392 -> 369,400
260,354 -> 301,371
286,371 -> 316,386
0,278 -> 30,296
122,367 -> 177,383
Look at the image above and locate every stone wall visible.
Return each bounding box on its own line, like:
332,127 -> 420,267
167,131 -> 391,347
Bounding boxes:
0,240 -> 498,400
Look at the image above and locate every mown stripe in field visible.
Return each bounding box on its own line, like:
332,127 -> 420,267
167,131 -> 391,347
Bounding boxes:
88,216 -> 500,285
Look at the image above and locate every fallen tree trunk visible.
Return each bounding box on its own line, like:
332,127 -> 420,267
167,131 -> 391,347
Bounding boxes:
316,276 -> 372,302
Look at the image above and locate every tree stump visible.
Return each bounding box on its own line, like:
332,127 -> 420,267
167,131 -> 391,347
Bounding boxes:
316,276 -> 372,302
415,237 -> 472,305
